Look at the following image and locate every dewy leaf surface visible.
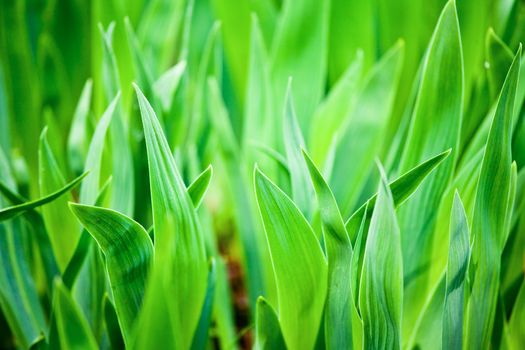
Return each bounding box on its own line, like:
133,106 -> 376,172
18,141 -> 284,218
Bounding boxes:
465,45 -> 521,349
254,167 -> 327,350
359,164 -> 403,349
69,203 -> 153,347
134,83 -> 207,349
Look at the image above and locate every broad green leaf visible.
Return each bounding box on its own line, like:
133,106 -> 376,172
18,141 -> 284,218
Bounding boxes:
67,79 -> 93,176
254,297 -> 286,350
309,51 -> 363,165
397,1 -> 463,333
80,94 -> 119,205
270,0 -> 329,131
283,84 -> 313,219
69,203 -> 153,346
0,171 -> 88,222
442,192 -> 470,350
330,41 -> 404,216
465,46 -> 521,349
187,165 -> 213,209
345,149 -> 451,242
39,128 -> 80,270
134,83 -> 207,349
359,164 -> 403,349
53,279 -> 97,350
302,149 -> 355,349
254,167 -> 327,350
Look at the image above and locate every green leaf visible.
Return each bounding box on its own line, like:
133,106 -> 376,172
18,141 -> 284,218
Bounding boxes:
53,279 -> 97,350
465,45 -> 522,349
67,79 -> 93,176
254,167 -> 327,350
359,163 -> 403,349
187,165 -> 213,209
302,149 -> 355,349
80,94 -> 119,206
283,84 -> 313,218
0,171 -> 88,222
153,61 -> 186,112
486,28 -> 514,100
270,0 -> 329,131
99,24 -> 135,216
345,149 -> 451,242
69,203 -> 153,346
254,297 -> 286,350
330,41 -> 404,216
134,83 -> 208,349
103,296 -> 125,350
309,51 -> 363,165
190,259 -> 216,350
39,128 -> 80,270
504,280 -> 525,348
442,192 -> 470,350
396,1 -> 464,333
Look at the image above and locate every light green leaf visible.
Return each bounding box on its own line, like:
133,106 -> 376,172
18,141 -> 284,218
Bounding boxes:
153,60 -> 186,112
309,51 -> 363,165
283,84 -> 313,219
187,165 -> 213,209
270,0 -> 329,131
53,279 -> 97,350
442,192 -> 470,350
254,297 -> 286,350
345,149 -> 451,242
190,259 -> 216,350
359,163 -> 403,349
302,149 -> 355,349
67,79 -> 93,176
80,94 -> 119,206
397,1 -> 464,333
254,167 -> 327,350
486,28 -> 514,100
134,83 -> 207,349
99,24 -> 135,216
465,45 -> 521,349
69,203 -> 153,347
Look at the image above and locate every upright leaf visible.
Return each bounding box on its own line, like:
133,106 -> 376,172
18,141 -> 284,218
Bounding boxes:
442,192 -> 470,350
134,83 -> 207,349
254,167 -> 327,350
254,297 -> 286,350
396,1 -> 464,332
359,164 -> 403,349
465,46 -> 521,349
67,79 -> 93,176
303,150 -> 356,349
53,279 -> 97,350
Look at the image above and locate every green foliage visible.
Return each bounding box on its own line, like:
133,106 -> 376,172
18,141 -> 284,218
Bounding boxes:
1,0 -> 525,348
